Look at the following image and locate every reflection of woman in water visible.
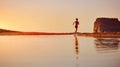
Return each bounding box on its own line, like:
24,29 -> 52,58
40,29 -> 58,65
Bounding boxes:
74,35 -> 79,55
74,35 -> 79,67
73,18 -> 79,33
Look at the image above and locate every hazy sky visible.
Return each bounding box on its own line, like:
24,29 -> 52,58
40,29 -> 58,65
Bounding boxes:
0,0 -> 120,32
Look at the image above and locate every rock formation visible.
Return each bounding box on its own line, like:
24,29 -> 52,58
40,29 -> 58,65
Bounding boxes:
94,18 -> 120,33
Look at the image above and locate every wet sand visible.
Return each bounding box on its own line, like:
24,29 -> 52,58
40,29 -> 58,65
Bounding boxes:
78,33 -> 120,38
0,32 -> 120,38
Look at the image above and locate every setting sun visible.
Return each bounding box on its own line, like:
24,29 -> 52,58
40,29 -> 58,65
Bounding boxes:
0,0 -> 120,32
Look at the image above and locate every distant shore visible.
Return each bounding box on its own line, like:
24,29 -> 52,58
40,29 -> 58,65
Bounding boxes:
0,31 -> 120,38
0,32 -> 74,35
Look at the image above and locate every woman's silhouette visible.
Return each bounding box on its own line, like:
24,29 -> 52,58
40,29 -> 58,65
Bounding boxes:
73,18 -> 79,33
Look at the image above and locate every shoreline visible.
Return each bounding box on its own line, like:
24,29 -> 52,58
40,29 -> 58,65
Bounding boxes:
0,32 -> 120,38
77,33 -> 120,38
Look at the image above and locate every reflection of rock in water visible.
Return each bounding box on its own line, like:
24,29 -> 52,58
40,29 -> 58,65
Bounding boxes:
94,38 -> 120,52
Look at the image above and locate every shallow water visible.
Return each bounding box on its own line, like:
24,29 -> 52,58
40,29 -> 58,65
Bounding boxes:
0,35 -> 120,67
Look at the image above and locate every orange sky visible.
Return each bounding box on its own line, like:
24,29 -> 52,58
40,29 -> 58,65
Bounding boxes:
0,0 -> 120,32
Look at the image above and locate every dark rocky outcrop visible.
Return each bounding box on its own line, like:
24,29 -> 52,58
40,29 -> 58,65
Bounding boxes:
94,18 -> 120,33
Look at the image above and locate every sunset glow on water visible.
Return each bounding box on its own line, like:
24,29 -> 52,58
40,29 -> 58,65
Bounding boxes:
0,35 -> 120,67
